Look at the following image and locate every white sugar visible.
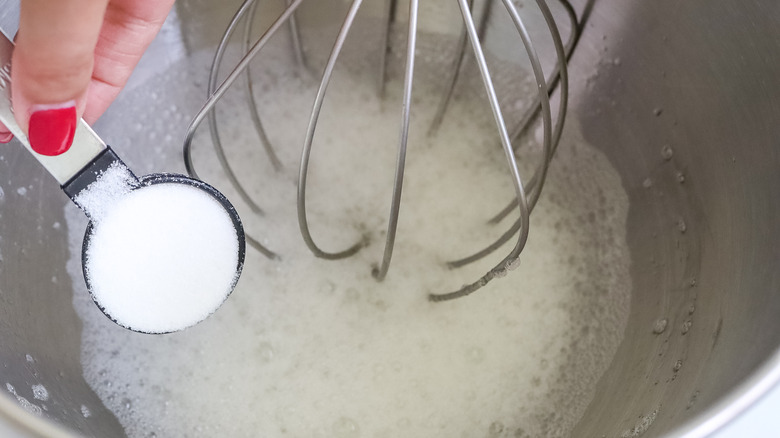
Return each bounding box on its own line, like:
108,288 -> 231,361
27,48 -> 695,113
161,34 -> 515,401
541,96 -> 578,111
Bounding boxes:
73,162 -> 136,224
84,183 -> 239,333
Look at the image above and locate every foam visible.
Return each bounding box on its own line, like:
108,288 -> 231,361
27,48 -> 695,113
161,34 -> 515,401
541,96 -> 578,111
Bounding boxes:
66,43 -> 631,437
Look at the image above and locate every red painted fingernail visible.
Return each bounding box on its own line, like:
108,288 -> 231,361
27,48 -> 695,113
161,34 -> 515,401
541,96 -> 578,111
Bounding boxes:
28,102 -> 77,156
0,132 -> 13,143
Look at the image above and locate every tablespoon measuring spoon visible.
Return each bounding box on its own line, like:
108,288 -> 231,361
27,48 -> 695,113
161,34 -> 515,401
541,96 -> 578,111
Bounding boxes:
0,30 -> 246,334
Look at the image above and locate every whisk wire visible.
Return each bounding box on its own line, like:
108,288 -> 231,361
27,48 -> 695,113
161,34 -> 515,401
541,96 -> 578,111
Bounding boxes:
428,0 -> 493,135
377,0 -> 397,98
372,0 -> 419,281
429,0 -> 533,302
242,0 -> 284,172
284,0 -> 310,72
443,0 -> 571,271
183,0 -> 304,177
487,0 -> 577,228
297,0 -> 366,260
508,0 -> 577,147
502,0 -> 554,212
199,0 -> 265,214
186,0 -> 579,300
183,0 -> 305,260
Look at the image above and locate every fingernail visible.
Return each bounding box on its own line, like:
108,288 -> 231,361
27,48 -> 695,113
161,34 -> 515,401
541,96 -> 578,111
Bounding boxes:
0,132 -> 13,143
28,101 -> 77,156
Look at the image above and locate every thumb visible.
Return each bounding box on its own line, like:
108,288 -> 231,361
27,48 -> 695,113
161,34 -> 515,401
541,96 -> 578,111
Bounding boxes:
11,0 -> 109,156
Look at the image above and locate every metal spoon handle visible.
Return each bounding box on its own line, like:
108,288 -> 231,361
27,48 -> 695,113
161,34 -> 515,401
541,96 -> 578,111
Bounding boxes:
0,29 -> 106,184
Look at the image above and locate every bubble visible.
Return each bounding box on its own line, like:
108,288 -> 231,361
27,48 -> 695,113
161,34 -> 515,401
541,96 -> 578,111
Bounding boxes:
489,421 -> 505,436
319,281 -> 336,294
681,319 -> 692,335
660,145 -> 673,160
514,427 -> 530,438
673,360 -> 683,372
652,318 -> 668,334
16,187 -> 27,196
372,364 -> 386,381
620,409 -> 658,437
25,354 -> 34,363
344,288 -> 360,302
676,218 -> 687,233
687,390 -> 700,410
31,384 -> 49,401
332,417 -> 360,438
257,342 -> 274,363
81,404 -> 92,418
467,347 -> 486,364
676,172 -> 686,183
642,178 -> 653,189
6,383 -> 42,416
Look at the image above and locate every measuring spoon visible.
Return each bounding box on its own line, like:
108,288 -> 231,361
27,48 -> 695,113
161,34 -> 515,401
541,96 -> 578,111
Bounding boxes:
0,30 -> 246,334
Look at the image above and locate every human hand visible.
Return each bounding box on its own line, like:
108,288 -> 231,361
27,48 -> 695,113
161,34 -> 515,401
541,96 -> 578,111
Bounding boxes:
1,0 -> 176,155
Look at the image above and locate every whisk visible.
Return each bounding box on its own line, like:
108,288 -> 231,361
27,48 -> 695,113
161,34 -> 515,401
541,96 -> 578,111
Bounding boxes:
182,0 -> 582,301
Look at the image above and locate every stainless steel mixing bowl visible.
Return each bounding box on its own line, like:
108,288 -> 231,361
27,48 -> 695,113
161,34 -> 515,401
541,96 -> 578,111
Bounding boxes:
0,0 -> 778,436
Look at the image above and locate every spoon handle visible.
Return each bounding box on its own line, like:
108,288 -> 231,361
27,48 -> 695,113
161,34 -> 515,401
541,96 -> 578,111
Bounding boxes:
0,29 -> 106,184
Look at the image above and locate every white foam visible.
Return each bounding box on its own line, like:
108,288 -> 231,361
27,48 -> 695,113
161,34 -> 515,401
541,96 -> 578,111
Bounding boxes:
5,383 -> 42,416
66,43 -> 632,437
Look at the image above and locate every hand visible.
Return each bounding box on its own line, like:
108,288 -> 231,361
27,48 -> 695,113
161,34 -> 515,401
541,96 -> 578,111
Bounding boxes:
2,0 -> 176,155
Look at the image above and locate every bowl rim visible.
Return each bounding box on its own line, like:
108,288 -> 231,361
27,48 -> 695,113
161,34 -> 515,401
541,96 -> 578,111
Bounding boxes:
665,348 -> 780,437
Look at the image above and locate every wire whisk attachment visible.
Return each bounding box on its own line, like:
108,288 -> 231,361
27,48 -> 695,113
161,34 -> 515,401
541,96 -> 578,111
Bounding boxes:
182,0 -> 582,301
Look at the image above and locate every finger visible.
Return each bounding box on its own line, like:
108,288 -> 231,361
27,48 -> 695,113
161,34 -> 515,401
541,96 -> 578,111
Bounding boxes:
0,35 -> 14,143
0,119 -> 12,143
83,0 -> 175,125
12,0 -> 110,156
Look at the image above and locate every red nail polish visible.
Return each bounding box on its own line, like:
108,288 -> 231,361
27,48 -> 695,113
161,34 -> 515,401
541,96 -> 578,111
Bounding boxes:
28,103 -> 77,156
0,132 -> 13,143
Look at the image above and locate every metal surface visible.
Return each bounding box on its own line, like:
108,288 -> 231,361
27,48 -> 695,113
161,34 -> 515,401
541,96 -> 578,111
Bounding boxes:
568,1 -> 780,436
0,0 -> 778,437
0,107 -> 126,437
